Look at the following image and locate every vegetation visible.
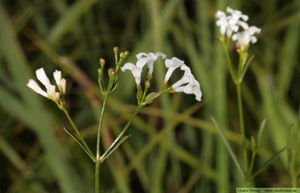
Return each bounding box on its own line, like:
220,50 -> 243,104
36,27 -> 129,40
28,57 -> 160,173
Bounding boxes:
0,0 -> 299,192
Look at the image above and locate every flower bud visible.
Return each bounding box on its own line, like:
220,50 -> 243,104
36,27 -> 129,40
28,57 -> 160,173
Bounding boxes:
145,80 -> 150,89
99,58 -> 105,69
108,68 -> 116,79
98,68 -> 103,76
124,51 -> 129,58
120,52 -> 125,58
113,46 -> 119,55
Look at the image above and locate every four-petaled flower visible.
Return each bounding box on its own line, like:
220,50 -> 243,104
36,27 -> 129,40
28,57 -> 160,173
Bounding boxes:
121,52 -> 166,85
121,62 -> 143,85
232,26 -> 261,49
215,7 -> 249,37
171,65 -> 202,101
27,68 -> 65,102
136,52 -> 166,76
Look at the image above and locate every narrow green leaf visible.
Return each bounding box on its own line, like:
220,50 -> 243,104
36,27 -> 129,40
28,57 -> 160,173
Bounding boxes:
211,116 -> 245,177
63,127 -> 95,161
240,55 -> 255,82
100,135 -> 131,163
250,146 -> 288,180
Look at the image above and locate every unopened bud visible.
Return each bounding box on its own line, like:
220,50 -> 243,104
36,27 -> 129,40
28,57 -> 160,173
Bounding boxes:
145,80 -> 150,89
120,52 -> 125,58
124,51 -> 129,58
99,58 -> 105,69
98,68 -> 103,76
113,46 -> 119,55
108,68 -> 116,79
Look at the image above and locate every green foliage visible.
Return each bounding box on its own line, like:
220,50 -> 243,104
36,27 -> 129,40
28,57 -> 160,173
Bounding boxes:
0,0 -> 299,192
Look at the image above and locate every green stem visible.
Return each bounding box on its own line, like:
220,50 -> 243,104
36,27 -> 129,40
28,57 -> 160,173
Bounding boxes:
248,151 -> 256,179
95,94 -> 109,193
95,161 -> 101,193
63,109 -> 94,158
236,83 -> 248,173
222,41 -> 237,83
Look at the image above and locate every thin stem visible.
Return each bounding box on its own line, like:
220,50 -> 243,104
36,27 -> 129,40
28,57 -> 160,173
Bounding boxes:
63,109 -> 94,158
236,83 -> 248,172
221,41 -> 237,83
95,94 -> 109,193
95,161 -> 101,193
248,151 -> 256,178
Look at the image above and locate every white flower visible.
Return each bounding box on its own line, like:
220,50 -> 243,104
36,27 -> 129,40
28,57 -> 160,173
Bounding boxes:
53,70 -> 66,94
215,7 -> 249,37
136,52 -> 166,75
171,65 -> 202,101
27,68 -> 61,101
164,57 -> 185,81
232,26 -> 261,48
121,63 -> 143,84
121,52 -> 166,85
226,7 -> 248,25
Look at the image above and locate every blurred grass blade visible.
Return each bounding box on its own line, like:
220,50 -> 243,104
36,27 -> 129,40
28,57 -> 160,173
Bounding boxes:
47,0 -> 97,44
250,146 -> 288,180
256,118 -> 267,150
0,3 -> 83,193
0,135 -> 24,170
124,102 -> 202,174
211,116 -> 245,177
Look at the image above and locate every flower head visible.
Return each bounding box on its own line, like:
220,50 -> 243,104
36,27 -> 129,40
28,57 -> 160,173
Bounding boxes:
232,26 -> 261,49
121,52 -> 166,85
121,63 -> 142,84
215,7 -> 249,37
171,65 -> 202,101
164,57 -> 185,82
27,68 -> 65,102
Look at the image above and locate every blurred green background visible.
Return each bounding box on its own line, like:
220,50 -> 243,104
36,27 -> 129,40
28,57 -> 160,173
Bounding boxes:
0,0 -> 299,192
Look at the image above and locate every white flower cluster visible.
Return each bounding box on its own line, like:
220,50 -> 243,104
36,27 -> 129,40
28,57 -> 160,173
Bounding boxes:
215,7 -> 261,49
121,52 -> 202,101
27,68 -> 66,101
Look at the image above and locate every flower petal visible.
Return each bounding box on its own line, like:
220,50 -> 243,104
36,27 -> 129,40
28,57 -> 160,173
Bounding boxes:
27,79 -> 48,97
121,63 -> 135,72
36,68 -> 51,89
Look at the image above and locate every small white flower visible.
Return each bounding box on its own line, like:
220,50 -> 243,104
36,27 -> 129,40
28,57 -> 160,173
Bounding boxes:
121,63 -> 143,85
136,52 -> 166,75
27,68 -> 62,101
232,26 -> 261,48
122,52 -> 166,84
215,7 -> 249,37
226,7 -> 248,24
53,70 -> 66,94
171,65 -> 202,101
164,57 -> 185,81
